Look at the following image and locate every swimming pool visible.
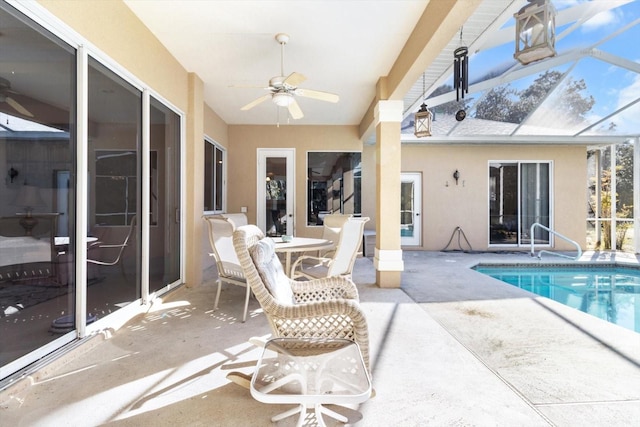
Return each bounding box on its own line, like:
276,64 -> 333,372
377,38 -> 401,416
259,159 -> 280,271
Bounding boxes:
473,264 -> 640,333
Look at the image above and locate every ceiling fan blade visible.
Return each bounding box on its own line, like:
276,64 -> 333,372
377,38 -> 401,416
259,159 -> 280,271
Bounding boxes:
294,88 -> 339,103
229,84 -> 269,89
283,72 -> 306,89
241,94 -> 271,111
287,99 -> 304,120
6,96 -> 34,117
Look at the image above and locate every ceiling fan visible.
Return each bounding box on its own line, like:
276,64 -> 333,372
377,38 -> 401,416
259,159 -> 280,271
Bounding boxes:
0,77 -> 34,118
235,33 -> 339,120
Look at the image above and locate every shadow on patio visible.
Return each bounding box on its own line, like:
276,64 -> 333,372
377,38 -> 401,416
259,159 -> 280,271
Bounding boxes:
1,252 -> 639,426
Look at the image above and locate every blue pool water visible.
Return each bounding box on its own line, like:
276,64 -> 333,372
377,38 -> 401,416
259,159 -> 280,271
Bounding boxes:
473,265 -> 640,333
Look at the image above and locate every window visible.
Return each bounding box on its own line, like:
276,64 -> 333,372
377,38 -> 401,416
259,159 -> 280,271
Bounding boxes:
489,161 -> 551,245
204,140 -> 224,212
307,152 -> 361,226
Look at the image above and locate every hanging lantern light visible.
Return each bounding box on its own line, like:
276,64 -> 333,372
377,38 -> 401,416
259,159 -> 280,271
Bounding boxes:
514,0 -> 556,65
414,103 -> 432,138
414,73 -> 432,138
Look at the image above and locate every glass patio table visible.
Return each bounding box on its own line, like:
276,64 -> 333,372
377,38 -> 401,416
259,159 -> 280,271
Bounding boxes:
250,337 -> 371,427
272,236 -> 333,277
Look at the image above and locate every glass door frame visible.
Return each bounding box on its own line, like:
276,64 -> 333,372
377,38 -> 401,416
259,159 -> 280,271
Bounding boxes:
488,160 -> 553,248
401,172 -> 422,246
257,148 -> 295,236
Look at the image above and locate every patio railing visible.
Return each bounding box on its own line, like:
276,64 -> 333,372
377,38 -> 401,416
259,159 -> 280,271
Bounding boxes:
530,222 -> 582,261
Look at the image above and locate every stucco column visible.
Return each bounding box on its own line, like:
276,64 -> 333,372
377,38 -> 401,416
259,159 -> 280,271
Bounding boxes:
374,100 -> 404,287
185,73 -> 205,287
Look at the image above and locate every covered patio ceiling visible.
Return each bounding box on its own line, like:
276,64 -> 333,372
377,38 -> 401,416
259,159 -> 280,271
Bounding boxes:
400,0 -> 640,145
121,0 -> 639,146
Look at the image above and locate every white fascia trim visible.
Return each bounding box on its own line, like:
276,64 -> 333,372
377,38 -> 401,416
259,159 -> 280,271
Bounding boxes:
373,249 -> 404,271
375,100 -> 404,124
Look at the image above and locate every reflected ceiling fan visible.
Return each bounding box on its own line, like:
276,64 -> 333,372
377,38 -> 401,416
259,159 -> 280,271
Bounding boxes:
235,33 -> 339,120
0,77 -> 34,117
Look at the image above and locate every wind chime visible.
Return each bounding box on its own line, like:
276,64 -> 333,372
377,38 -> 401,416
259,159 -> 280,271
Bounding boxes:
453,28 -> 468,121
453,33 -> 468,102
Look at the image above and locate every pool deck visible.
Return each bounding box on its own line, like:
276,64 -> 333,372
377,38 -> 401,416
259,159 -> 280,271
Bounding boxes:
1,250 -> 639,426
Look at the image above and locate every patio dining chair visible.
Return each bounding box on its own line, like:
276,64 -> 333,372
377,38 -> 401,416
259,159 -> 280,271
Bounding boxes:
219,212 -> 248,228
319,213 -> 351,257
232,224 -> 371,373
203,215 -> 251,322
291,217 -> 369,281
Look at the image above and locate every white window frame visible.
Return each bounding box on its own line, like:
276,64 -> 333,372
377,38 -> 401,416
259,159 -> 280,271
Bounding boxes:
203,138 -> 226,214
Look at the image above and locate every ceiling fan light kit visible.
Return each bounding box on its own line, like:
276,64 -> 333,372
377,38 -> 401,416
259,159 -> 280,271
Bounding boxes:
272,92 -> 294,107
234,33 -> 339,122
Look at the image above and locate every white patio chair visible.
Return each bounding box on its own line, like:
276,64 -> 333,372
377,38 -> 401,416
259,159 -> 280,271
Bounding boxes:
291,217 -> 369,280
320,213 -> 351,257
219,212 -> 248,228
203,215 -> 250,322
232,224 -> 370,373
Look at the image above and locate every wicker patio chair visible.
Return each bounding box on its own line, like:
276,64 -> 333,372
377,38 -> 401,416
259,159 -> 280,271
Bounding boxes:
232,224 -> 370,373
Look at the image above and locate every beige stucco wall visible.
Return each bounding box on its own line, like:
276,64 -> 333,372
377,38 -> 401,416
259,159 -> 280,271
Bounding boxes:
400,144 -> 587,251
227,125 -> 362,238
35,1 -> 590,282
204,105 -> 229,148
39,0 -> 189,113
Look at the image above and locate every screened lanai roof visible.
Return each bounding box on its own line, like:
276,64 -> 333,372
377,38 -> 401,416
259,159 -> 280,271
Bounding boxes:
400,0 -> 640,145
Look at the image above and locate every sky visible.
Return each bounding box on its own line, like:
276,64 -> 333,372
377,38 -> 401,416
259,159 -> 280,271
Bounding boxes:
434,0 -> 640,137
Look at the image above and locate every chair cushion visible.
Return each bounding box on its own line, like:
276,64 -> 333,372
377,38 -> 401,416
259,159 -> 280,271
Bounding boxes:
250,238 -> 294,305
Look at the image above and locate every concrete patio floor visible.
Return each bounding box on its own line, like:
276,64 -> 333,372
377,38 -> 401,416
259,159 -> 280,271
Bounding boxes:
1,250 -> 639,426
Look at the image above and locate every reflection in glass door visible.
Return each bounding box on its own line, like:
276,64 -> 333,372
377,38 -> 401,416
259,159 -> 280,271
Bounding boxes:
489,162 -> 550,246
88,57 -> 141,313
0,4 -> 76,375
148,97 -> 181,293
401,173 -> 421,246
257,149 -> 294,236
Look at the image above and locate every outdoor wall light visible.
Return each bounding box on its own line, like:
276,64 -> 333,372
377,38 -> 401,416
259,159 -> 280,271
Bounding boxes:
453,169 -> 460,185
514,0 -> 556,65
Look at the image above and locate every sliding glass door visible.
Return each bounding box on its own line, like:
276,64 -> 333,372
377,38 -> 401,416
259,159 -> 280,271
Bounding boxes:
520,163 -> 550,245
489,162 -> 551,246
148,97 -> 181,293
0,3 -> 76,375
0,3 -> 184,381
88,57 -> 142,311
